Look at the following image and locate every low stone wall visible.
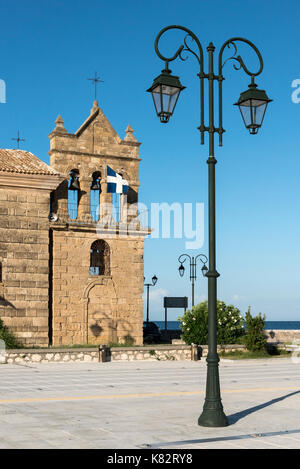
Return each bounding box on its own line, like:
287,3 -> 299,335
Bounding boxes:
3,331 -> 297,365
110,345 -> 192,361
5,349 -> 100,365
111,344 -> 246,361
2,344 -> 247,364
265,330 -> 300,343
197,344 -> 246,360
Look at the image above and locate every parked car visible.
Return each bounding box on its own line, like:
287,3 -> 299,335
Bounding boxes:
143,321 -> 161,344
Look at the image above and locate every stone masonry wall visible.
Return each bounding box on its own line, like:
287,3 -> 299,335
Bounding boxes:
51,229 -> 144,346
0,187 -> 50,347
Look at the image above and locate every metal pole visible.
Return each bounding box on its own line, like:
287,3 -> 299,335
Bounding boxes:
198,43 -> 228,427
192,281 -> 195,308
191,258 -> 195,308
146,285 -> 150,323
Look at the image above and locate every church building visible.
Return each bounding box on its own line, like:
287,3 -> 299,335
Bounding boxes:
0,100 -> 148,347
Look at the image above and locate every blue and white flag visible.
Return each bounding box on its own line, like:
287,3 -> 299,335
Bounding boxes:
107,166 -> 129,194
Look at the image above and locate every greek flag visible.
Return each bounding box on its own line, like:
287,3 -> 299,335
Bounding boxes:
107,166 -> 129,194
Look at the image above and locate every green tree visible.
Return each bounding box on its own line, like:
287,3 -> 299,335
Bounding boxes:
243,307 -> 267,351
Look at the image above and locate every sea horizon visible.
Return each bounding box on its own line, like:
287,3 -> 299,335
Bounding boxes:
153,320 -> 300,331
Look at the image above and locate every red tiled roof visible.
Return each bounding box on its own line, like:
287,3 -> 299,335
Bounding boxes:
0,149 -> 60,176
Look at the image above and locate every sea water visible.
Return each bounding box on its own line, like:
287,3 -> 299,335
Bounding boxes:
154,320 -> 300,331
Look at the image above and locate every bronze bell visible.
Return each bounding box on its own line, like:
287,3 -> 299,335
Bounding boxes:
91,178 -> 101,191
69,176 -> 80,191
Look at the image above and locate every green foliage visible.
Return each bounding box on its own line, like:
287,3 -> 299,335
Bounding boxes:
0,318 -> 20,349
217,301 -> 245,344
178,301 -> 208,345
219,349 -> 291,359
106,342 -> 136,348
178,300 -> 244,345
243,307 -> 267,351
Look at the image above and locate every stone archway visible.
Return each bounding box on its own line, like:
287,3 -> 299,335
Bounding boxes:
83,277 -> 117,345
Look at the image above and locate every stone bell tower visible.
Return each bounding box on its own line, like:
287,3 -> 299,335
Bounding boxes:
48,100 -> 148,346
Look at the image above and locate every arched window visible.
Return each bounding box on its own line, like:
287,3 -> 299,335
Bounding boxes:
90,172 -> 101,222
89,240 -> 110,276
68,169 -> 80,220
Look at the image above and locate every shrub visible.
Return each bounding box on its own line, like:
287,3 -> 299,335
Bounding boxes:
243,307 -> 267,351
0,317 -> 20,349
178,300 -> 244,345
217,301 -> 245,344
178,301 -> 208,345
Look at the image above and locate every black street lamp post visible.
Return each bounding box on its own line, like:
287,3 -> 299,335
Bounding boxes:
178,253 -> 208,308
147,25 -> 271,428
144,275 -> 158,323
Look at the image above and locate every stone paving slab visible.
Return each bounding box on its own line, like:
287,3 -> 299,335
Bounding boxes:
0,358 -> 299,449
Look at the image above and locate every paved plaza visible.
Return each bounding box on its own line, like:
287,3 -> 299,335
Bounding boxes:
0,357 -> 299,449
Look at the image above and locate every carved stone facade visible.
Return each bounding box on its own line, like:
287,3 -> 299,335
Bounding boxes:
0,102 -> 148,347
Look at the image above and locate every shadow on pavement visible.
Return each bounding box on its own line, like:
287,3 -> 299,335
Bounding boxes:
145,428 -> 300,449
145,391 -> 300,448
228,390 -> 300,425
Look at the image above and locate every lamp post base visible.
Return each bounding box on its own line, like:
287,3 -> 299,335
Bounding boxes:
198,354 -> 229,427
198,408 -> 228,427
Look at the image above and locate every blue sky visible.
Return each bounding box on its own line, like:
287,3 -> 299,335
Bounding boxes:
0,0 -> 300,321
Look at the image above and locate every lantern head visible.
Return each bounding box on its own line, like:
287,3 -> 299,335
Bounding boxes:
147,68 -> 185,123
235,78 -> 272,135
178,264 -> 185,277
152,275 -> 158,286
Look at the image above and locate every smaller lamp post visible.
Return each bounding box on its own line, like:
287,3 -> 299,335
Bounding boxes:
178,254 -> 208,308
144,275 -> 158,323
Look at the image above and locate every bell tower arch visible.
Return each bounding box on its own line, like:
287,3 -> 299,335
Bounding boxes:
48,101 -> 149,346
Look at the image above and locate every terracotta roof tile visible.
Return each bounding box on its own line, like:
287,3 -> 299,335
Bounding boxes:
0,149 -> 61,176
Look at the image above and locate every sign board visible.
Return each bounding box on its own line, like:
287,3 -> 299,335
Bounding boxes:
163,297 -> 188,309
163,297 -> 188,330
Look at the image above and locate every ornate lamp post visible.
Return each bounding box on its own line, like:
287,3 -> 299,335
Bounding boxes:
178,253 -> 208,308
147,25 -> 271,427
144,275 -> 158,323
